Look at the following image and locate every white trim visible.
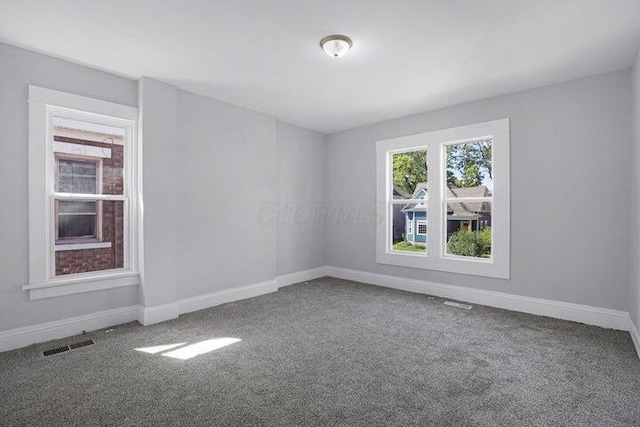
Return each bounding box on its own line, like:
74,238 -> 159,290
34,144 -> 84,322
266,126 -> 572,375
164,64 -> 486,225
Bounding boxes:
177,280 -> 278,315
3,267 -> 637,357
0,305 -> 139,352
22,271 -> 139,300
376,119 -> 510,279
53,141 -> 112,158
137,303 -> 179,326
28,86 -> 140,294
276,266 -> 328,288
326,266 -> 630,331
29,86 -> 138,120
629,317 -> 640,360
54,242 -> 112,252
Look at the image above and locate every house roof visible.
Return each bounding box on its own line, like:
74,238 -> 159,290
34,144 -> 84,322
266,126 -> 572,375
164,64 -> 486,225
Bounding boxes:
402,183 -> 491,218
392,185 -> 410,200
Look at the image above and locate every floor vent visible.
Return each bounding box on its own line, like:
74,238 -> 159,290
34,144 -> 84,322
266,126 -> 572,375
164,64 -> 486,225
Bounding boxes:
43,339 -> 95,356
43,346 -> 70,357
444,301 -> 473,310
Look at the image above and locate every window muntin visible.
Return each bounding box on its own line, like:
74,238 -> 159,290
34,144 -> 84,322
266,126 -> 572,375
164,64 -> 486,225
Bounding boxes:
376,119 -> 509,279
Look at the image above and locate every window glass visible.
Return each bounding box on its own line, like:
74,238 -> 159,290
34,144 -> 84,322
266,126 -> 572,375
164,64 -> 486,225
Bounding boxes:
57,201 -> 97,239
57,159 -> 97,193
391,149 -> 427,254
445,140 -> 492,196
445,201 -> 492,259
52,116 -> 127,276
392,149 -> 427,196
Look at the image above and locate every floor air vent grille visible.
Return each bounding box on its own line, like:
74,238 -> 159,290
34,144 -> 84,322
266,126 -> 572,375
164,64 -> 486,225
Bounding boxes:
43,339 -> 94,356
43,346 -> 70,357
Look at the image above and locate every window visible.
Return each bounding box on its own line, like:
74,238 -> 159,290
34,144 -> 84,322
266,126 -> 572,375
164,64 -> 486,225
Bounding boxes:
56,158 -> 100,243
376,119 -> 510,279
417,221 -> 427,235
25,86 -> 140,299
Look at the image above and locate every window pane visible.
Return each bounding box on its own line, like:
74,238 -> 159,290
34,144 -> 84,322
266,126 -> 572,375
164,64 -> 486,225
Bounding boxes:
58,200 -> 97,215
391,204 -> 426,254
53,116 -> 124,195
55,201 -> 125,276
445,140 -> 492,197
392,149 -> 427,199
57,201 -> 97,239
57,159 -> 97,193
445,201 -> 492,259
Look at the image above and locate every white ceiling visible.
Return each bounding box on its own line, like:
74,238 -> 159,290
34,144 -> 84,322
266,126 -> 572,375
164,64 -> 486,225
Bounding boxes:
1,0 -> 640,133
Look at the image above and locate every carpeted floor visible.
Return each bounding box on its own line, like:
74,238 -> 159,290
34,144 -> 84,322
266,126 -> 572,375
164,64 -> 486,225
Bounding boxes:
1,277 -> 639,426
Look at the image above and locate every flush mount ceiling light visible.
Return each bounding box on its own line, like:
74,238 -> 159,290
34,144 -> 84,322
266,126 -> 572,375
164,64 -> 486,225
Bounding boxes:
320,35 -> 353,58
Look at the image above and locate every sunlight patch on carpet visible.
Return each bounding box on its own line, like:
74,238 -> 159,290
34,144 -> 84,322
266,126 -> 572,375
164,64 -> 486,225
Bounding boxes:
161,338 -> 241,360
135,343 -> 187,354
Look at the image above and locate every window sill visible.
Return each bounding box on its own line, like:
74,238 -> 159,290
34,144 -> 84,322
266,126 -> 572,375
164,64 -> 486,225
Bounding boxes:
54,241 -> 112,251
22,270 -> 139,300
377,251 -> 509,279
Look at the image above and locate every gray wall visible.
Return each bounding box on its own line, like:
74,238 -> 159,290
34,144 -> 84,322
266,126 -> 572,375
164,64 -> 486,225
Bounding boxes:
631,51 -> 640,328
138,78 -> 178,309
276,121 -> 326,276
326,70 -> 632,311
0,43 -> 325,333
1,40 -> 635,336
175,90 -> 278,300
0,43 -> 139,331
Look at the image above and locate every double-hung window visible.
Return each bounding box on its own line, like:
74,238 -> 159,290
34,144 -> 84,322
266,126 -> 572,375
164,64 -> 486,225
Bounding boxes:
376,119 -> 510,279
25,86 -> 140,299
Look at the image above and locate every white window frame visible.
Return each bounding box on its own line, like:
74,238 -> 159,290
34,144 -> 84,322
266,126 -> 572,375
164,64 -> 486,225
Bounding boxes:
376,119 -> 510,279
407,218 -> 413,235
25,86 -> 140,299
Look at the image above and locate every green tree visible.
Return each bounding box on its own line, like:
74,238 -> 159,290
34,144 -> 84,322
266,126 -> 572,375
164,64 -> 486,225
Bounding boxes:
460,163 -> 482,187
446,140 -> 492,188
393,151 -> 427,194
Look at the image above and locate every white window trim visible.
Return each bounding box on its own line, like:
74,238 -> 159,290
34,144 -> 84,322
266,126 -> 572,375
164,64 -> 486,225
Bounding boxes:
25,86 -> 140,299
55,242 -> 113,252
376,118 -> 510,279
407,218 -> 413,235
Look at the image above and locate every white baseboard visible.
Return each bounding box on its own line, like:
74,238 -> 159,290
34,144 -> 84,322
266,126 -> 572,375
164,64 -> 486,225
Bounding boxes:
3,266 -> 635,356
137,302 -> 179,326
276,266 -> 328,288
1,277 -> 279,352
629,317 -> 640,360
177,279 -> 277,315
0,305 -> 139,352
327,266 -> 630,331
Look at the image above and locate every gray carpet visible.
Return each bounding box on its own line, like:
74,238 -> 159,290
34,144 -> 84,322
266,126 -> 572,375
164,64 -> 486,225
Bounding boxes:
1,277 -> 639,426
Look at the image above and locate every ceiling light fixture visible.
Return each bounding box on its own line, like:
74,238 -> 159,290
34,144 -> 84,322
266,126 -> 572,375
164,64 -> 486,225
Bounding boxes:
320,35 -> 353,58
